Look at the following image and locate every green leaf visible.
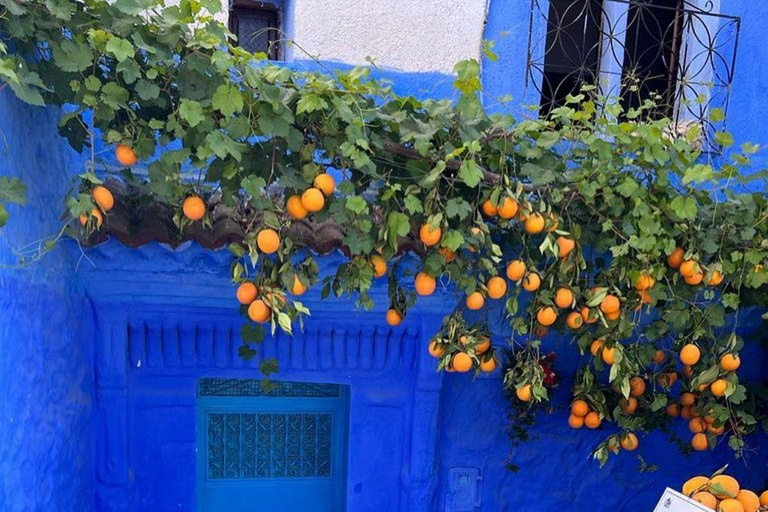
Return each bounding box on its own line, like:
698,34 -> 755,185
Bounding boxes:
682,164 -> 714,184
444,198 -> 471,220
241,175 -> 266,197
105,36 -> 135,62
51,40 -> 92,72
0,177 -> 27,205
441,230 -> 464,251
179,99 -> 205,127
669,196 -> 697,220
212,84 -> 244,117
135,79 -> 160,100
386,212 -> 411,248
458,159 -> 484,188
345,196 -> 368,215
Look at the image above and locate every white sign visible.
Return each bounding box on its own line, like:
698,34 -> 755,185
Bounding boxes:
653,488 -> 714,512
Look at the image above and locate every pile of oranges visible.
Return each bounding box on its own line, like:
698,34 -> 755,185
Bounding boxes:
427,331 -> 497,375
681,473 -> 767,512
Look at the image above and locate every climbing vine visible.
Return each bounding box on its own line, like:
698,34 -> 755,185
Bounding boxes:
2,0 -> 767,466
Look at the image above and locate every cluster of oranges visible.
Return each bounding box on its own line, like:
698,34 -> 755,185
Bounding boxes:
79,184 -> 114,227
668,247 -> 724,286
286,173 -> 335,220
427,334 -> 497,374
682,474 -> 767,512
235,280 -> 305,324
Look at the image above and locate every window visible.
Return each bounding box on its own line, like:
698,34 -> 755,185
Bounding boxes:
229,0 -> 281,60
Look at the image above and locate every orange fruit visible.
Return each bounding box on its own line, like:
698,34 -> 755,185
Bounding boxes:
708,423 -> 725,435
590,339 -> 604,356
452,352 -> 473,373
497,196 -> 519,219
666,403 -> 680,417
286,195 -> 308,220
635,273 -> 655,291
571,399 -> 589,417
481,199 -> 497,217
605,309 -> 621,321
667,246 -> 685,268
658,372 -> 678,388
313,173 -> 336,196
683,476 -> 711,496
707,270 -> 724,286
602,346 -> 616,365
537,307 -> 557,326
115,143 -> 138,166
466,292 -> 485,310
301,187 -> 325,212
439,247 -> 456,262
620,397 -> 638,414
600,294 -> 621,314
480,357 -> 497,373
533,325 -> 548,338
554,288 -> 574,308
475,337 -> 491,354
691,433 -> 709,451
415,272 -> 436,296
710,475 -> 740,499
524,213 -> 545,234
182,195 -> 206,221
565,311 -> 583,329
629,377 -> 646,397
689,417 -> 707,434
719,499 -> 745,512
79,208 -> 103,227
556,236 -> 575,258
419,223 -> 442,246
386,309 -> 403,326
737,490 -> 760,512
680,344 -> 701,365
247,299 -> 271,323
370,255 -> 387,278
620,432 -> 639,451
291,275 -> 307,296
568,414 -> 584,429
638,290 -> 652,304
581,307 -> 597,324
720,354 -> 740,371
91,185 -> 114,212
683,365 -> 694,379
546,213 -> 559,232
652,350 -> 666,364
759,491 -> 768,507
522,273 -> 541,292
681,392 -> 697,407
257,228 -> 280,254
516,384 -> 532,402
506,260 -> 527,281
680,259 -> 699,278
487,276 -> 508,299
584,411 -> 601,429
685,271 -> 704,285
236,282 -> 258,305
691,491 -> 718,510
428,340 -> 445,358
711,379 -> 728,397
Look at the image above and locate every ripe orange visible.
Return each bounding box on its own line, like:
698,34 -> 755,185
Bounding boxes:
620,397 -> 638,414
680,344 -> 701,365
506,260 -> 527,281
115,143 -> 138,166
720,499 -> 745,512
605,309 -> 621,321
638,290 -> 652,304
466,291 -> 485,310
620,432 -> 639,451
708,423 -> 725,435
659,372 -> 678,388
683,476 -> 711,496
546,213 -> 559,232
182,195 -> 206,221
386,309 -> 402,326
475,337 -> 491,354
497,196 -> 519,219
685,271 -> 704,285
487,276 -> 508,299
481,199 -> 498,217
590,339 -> 604,356
691,433 -> 709,451
666,403 -> 680,417
565,311 -> 583,329
415,272 -> 436,296
440,247 -> 456,262
247,299 -> 271,323
689,417 -> 707,434
79,208 -> 103,227
683,365 -> 694,379
286,195 -> 308,220
652,350 -> 666,364
584,411 -> 601,429
600,294 -> 621,314
370,255 -> 387,278
236,282 -> 258,305
516,384 -> 532,402
524,213 -> 545,234
581,307 -> 597,324
313,173 -> 336,196
428,340 -> 445,358
554,288 -> 574,308
681,392 -> 697,407
711,379 -> 728,397
522,273 -> 541,292
737,490 -> 760,512
556,236 -> 575,258
568,414 -> 584,429
419,223 -> 442,246
629,377 -> 646,397
667,247 -> 685,269
707,270 -> 724,286
301,187 -> 325,212
680,259 -> 699,278
636,273 -> 655,291
291,275 -> 307,296
691,492 -> 717,510
571,399 -> 589,417
452,352 -> 473,373
720,354 -> 741,372
257,228 -> 280,254
91,185 -> 114,212
536,307 -> 557,326
710,475 -> 740,499
480,357 -> 497,373
759,491 -> 768,507
602,346 -> 616,365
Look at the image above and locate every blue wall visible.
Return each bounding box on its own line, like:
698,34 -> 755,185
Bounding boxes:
0,91 -> 94,511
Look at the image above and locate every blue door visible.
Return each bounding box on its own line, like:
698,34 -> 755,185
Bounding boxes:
196,379 -> 349,512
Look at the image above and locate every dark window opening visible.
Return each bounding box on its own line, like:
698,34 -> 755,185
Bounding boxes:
540,0 -> 604,117
229,0 -> 281,60
620,0 -> 684,118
